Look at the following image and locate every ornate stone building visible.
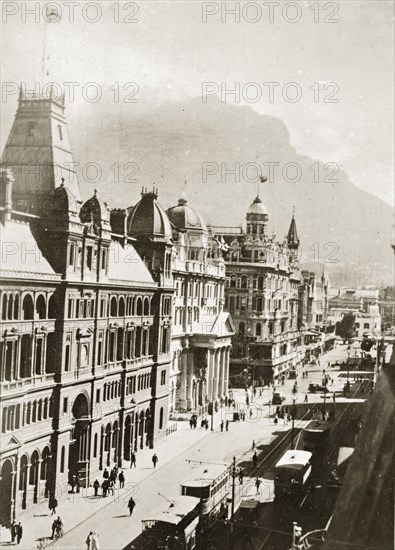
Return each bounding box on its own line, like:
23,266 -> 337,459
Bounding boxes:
212,194 -> 303,385
0,90 -> 233,527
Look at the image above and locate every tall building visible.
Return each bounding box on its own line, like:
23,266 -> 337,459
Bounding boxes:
212,194 -> 302,386
0,90 -> 232,527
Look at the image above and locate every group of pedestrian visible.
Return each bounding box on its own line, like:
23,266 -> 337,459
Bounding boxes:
201,416 -> 209,430
189,414 -> 198,428
86,530 -> 100,549
220,420 -> 229,432
10,521 -> 23,545
69,473 -> 81,494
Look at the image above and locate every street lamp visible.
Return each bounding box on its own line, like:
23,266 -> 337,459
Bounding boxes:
230,456 -> 237,518
291,387 -> 298,450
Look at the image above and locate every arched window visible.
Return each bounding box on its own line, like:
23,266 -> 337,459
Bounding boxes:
60,446 -> 65,473
22,295 -> 34,320
36,295 -> 46,319
8,294 -> 14,320
257,276 -> 264,290
32,401 -> 37,423
136,297 -> 143,316
143,297 -> 150,316
26,402 -> 31,424
110,297 -> 118,317
13,294 -> 19,320
230,276 -> 237,288
1,294 -> 7,320
241,275 -> 248,289
48,295 -> 56,318
103,383 -> 106,401
118,297 -> 125,317
159,407 -> 164,430
256,323 -> 262,337
93,433 -> 98,458
37,400 -> 43,421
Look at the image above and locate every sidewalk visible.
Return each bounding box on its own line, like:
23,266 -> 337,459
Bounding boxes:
0,397 -> 308,550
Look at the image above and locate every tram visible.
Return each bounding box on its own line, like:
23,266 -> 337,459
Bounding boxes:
274,450 -> 312,498
180,463 -> 230,518
303,420 -> 331,453
140,496 -> 200,550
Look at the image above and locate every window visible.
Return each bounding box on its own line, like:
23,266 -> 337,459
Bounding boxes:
256,323 -> 262,337
35,338 -> 43,375
364,323 -> 369,329
69,243 -> 75,266
63,397 -> 68,414
101,249 -> 107,270
60,446 -> 65,473
93,433 -> 98,458
64,339 -> 71,372
161,370 -> 166,385
96,389 -> 100,403
86,246 -> 93,270
58,125 -> 63,141
159,407 -> 164,430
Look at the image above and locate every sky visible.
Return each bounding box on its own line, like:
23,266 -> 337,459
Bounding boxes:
1,0 -> 394,205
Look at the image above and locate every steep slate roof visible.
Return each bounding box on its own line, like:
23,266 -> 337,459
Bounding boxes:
107,240 -> 155,286
0,219 -> 60,280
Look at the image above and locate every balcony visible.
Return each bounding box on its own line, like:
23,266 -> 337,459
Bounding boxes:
1,373 -> 55,395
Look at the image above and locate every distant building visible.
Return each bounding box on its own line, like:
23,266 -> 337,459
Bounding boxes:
378,286 -> 395,330
328,289 -> 382,339
212,195 -> 303,385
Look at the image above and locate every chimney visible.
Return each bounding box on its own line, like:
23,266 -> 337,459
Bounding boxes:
0,167 -> 14,222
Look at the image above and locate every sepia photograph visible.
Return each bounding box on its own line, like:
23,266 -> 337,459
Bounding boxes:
0,1 -> 394,549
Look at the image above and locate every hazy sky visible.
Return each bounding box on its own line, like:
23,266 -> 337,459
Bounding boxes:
1,0 -> 394,204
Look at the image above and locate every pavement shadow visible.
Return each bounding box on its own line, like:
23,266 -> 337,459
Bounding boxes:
113,514 -> 129,518
34,513 -> 50,517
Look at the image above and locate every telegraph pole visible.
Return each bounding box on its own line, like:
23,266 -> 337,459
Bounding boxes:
231,456 -> 236,518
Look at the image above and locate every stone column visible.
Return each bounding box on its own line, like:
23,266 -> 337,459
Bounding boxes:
186,351 -> 194,410
179,351 -> 188,410
218,348 -> 224,396
206,349 -> 212,402
213,350 -> 219,399
224,347 -> 230,394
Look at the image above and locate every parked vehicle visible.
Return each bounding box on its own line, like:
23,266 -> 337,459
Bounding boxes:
308,383 -> 329,393
272,391 -> 285,404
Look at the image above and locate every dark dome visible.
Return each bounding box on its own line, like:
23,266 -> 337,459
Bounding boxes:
128,190 -> 172,240
167,193 -> 207,232
80,190 -> 110,226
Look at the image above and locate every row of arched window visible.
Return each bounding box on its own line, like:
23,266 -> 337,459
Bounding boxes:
1,292 -> 56,321
109,295 -> 153,318
102,381 -> 121,402
1,397 -> 52,433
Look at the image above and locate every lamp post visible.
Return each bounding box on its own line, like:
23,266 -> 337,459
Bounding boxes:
231,456 -> 237,518
291,387 -> 298,450
347,345 -> 351,384
211,377 -> 215,431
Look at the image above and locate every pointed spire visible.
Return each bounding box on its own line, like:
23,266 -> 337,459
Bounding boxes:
287,211 -> 299,249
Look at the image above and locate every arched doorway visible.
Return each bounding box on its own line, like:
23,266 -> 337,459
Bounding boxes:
68,393 -> 90,487
19,455 -> 28,509
124,416 -> 133,461
41,446 -> 51,498
134,413 -> 139,452
0,460 -> 14,526
139,411 -> 145,449
29,451 -> 40,503
104,423 -> 112,467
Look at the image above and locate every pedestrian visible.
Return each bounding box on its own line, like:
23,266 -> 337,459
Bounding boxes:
226,419 -> 229,431
119,471 -> 125,489
249,408 -> 253,419
86,531 -> 94,550
130,451 -> 137,468
252,440 -> 255,451
152,453 -> 158,468
246,395 -> 249,406
91,530 -> 100,550
189,417 -> 194,429
103,468 -> 109,479
238,468 -> 244,484
253,387 -> 257,397
128,496 -> 136,516
304,393 -> 308,403
10,520 -> 17,543
274,414 -> 278,425
108,480 -> 115,496
220,420 -> 224,432
16,522 -> 23,545
259,389 -> 262,398
101,480 -> 108,497
255,477 -> 262,495
75,474 -> 81,494
93,479 -> 100,497
69,475 -> 75,494
51,518 -> 58,539
49,494 -> 58,516
205,419 -> 209,430
252,451 -> 258,469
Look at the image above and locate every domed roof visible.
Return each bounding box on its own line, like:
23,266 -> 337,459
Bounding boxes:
128,189 -> 172,240
80,190 -> 110,225
54,180 -> 79,214
247,195 -> 267,216
167,193 -> 207,232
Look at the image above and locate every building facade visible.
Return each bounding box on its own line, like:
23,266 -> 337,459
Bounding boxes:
0,90 -> 232,527
212,195 -> 303,386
